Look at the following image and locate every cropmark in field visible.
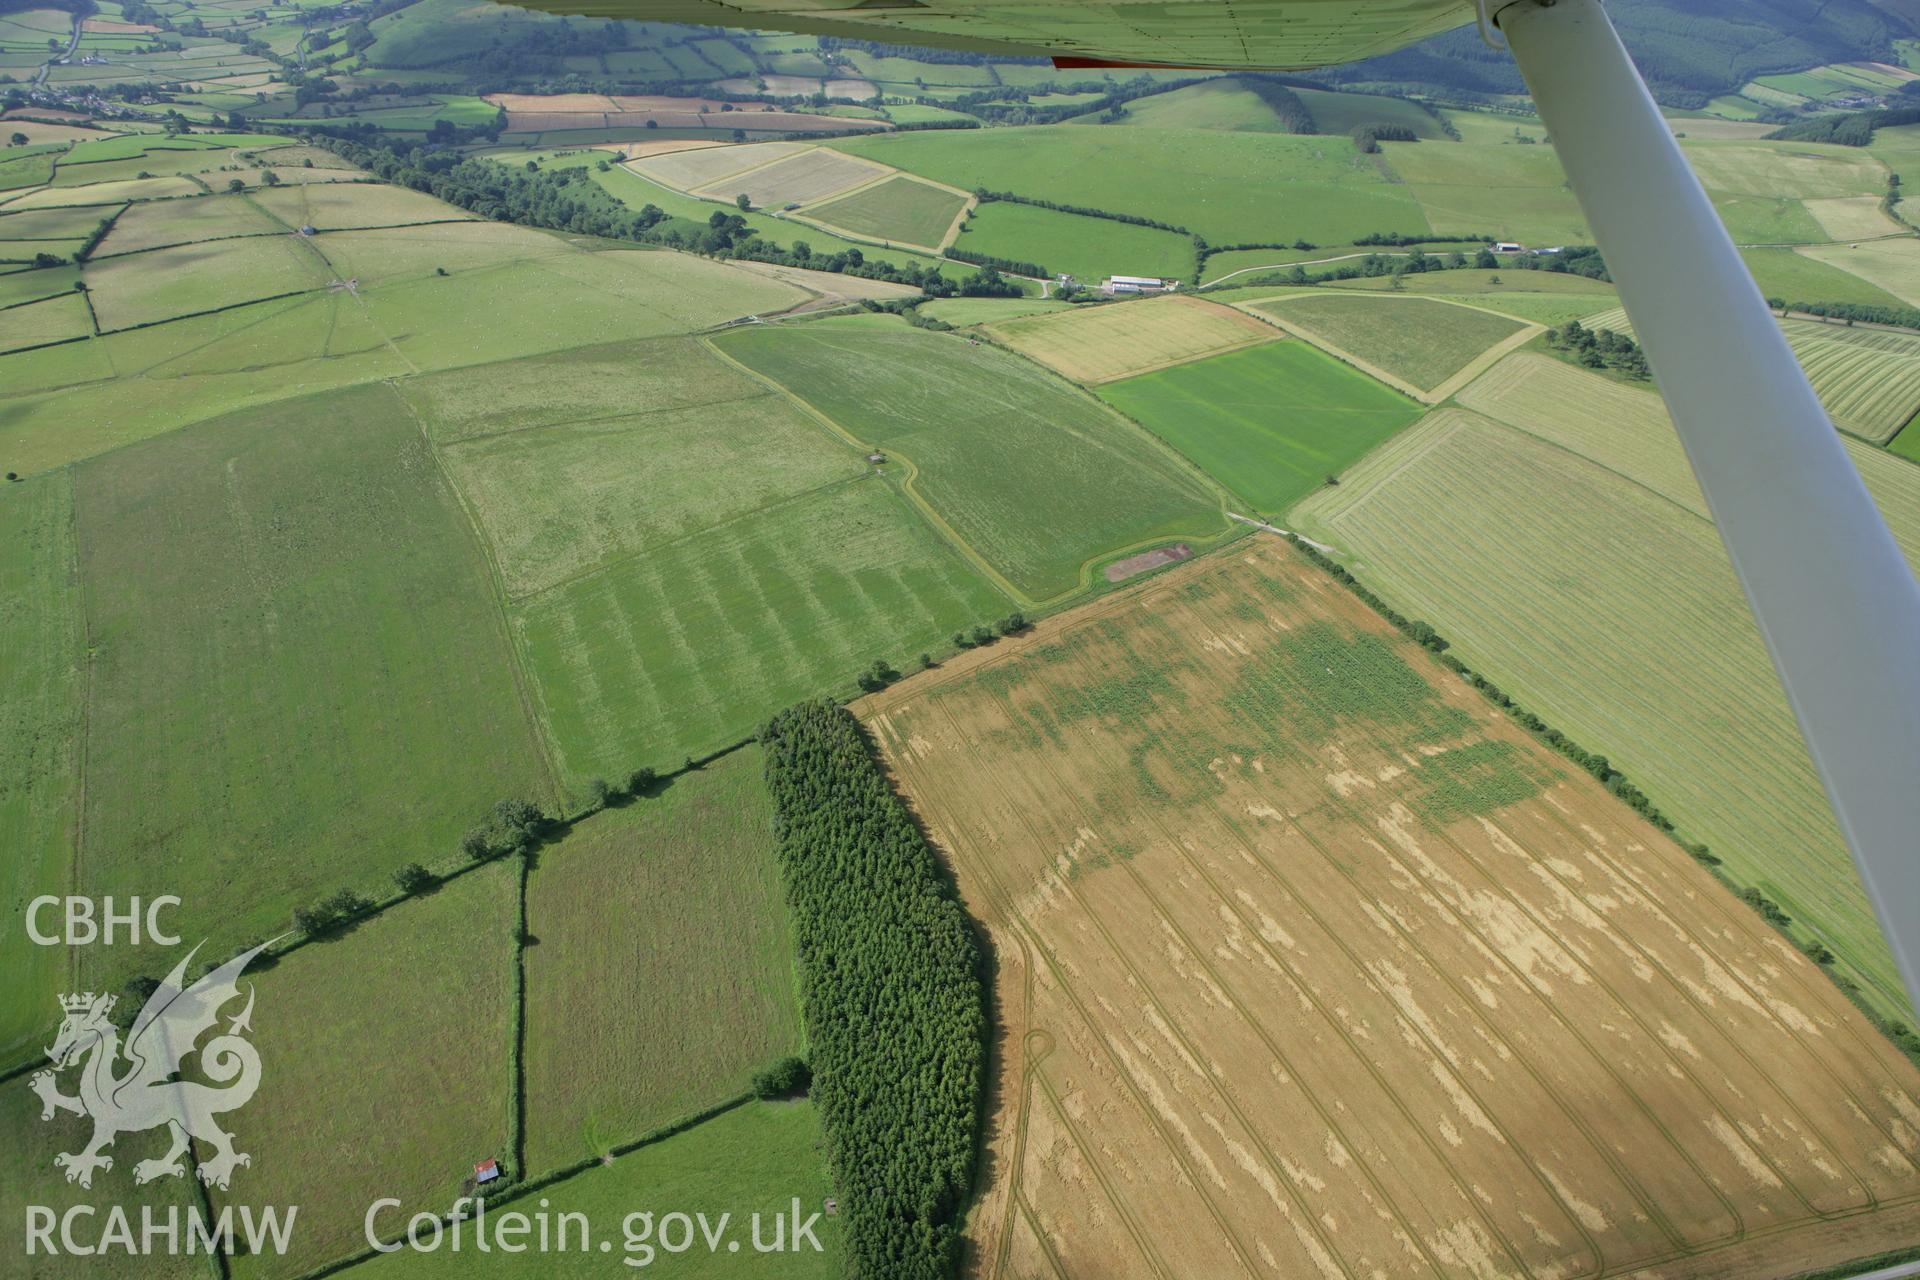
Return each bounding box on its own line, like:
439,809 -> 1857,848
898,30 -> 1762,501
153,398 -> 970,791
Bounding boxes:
864,538 -> 1920,1280
985,293 -> 1280,384
1295,352 -> 1920,1021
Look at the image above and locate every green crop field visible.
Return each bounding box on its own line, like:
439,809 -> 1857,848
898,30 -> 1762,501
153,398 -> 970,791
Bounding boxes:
69,385 -> 550,998
360,1101 -> 843,1277
524,747 -> 802,1173
0,473 -> 83,1067
1249,293 -> 1531,394
1710,193 -> 1826,244
1097,338 -> 1422,513
715,320 -> 1230,598
801,174 -> 966,249
954,199 -> 1194,285
1681,140 -> 1888,199
215,860 -> 520,1280
513,477 -> 1007,789
829,126 -> 1433,247
1294,354 -> 1920,1021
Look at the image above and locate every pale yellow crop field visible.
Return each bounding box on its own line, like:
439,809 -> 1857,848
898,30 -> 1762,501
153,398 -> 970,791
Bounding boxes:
985,293 -> 1280,383
863,539 -> 1920,1280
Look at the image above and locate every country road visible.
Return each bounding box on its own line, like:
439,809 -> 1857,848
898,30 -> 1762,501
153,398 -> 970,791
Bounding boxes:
34,11 -> 83,88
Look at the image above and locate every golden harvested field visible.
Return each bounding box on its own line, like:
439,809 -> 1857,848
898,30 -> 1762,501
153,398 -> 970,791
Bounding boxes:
1803,195 -> 1905,241
629,139 -> 808,191
692,146 -> 893,208
985,294 -> 1281,383
862,539 -> 1920,1280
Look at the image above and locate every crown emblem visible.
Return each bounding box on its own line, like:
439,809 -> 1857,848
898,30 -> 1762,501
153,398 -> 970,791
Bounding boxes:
58,992 -> 113,1015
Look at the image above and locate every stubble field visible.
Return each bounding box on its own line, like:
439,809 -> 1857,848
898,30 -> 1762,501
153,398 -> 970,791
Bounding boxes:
863,539 -> 1920,1280
984,293 -> 1279,384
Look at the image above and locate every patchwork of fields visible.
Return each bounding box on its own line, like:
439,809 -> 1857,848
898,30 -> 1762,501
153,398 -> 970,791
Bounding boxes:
1296,354 -> 1920,1021
714,319 -> 1233,600
864,539 -> 1920,1279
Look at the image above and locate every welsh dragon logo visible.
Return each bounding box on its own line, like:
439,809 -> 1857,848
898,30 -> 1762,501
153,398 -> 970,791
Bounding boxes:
30,940 -> 271,1191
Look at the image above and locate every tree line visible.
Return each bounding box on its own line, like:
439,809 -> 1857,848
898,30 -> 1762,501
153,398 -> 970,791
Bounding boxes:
760,700 -> 986,1280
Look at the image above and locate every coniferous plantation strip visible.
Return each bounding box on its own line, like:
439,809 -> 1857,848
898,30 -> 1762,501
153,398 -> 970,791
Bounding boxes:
761,700 -> 986,1280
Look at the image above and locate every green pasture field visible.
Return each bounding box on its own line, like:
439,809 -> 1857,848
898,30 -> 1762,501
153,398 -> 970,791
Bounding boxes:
60,131 -> 283,163
0,289 -> 90,350
583,159 -> 948,275
216,859 -> 520,1280
250,180 -> 465,229
1796,240 -> 1920,308
6,174 -> 199,208
955,199 -> 1194,284
1895,420 -> 1920,460
1294,86 -> 1450,139
1097,338 -> 1422,513
1078,77 -> 1298,132
524,747 -> 802,1172
360,249 -> 804,370
829,126 -> 1432,247
0,1081 -> 207,1279
84,232 -> 329,329
801,174 -> 965,249
1423,288 -> 1619,327
0,202 -> 121,241
1711,193 -> 1826,244
69,385 -> 550,999
359,1101 -> 843,1278
94,190 -> 283,255
1380,139 -> 1592,244
438,369 -> 860,599
0,260 -> 82,307
0,291 -> 405,474
919,296 -> 1070,325
1682,140 -> 1888,200
400,333 -> 762,444
881,101 -> 979,125
513,476 -> 1008,786
1252,293 -> 1529,392
312,220 -> 573,283
0,473 -> 83,1067
715,321 -> 1231,599
1743,246 -> 1911,308
0,145 -> 60,190
0,234 -> 84,261
1294,355 -> 1920,1020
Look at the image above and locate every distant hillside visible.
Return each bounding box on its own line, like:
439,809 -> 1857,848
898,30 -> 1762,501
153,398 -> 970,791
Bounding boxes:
1319,0 -> 1915,109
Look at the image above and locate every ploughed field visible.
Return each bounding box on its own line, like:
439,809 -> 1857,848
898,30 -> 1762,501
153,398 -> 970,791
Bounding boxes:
862,538 -> 1920,1280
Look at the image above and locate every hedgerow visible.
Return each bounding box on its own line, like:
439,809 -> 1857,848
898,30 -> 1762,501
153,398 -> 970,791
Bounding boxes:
761,700 -> 986,1279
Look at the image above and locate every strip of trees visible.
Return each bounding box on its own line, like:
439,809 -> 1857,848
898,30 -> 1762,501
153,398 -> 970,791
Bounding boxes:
761,700 -> 986,1280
